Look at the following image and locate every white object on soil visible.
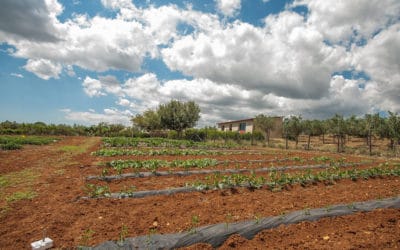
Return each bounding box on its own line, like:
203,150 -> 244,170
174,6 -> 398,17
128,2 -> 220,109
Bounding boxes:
31,237 -> 53,250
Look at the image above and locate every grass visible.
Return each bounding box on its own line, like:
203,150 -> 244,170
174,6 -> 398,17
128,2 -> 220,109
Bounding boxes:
0,168 -> 40,216
59,145 -> 87,154
0,168 -> 39,189
5,190 -> 37,202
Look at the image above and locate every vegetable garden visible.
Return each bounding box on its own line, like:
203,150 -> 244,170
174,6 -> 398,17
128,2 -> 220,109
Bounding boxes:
81,137 -> 400,249
1,136 -> 400,249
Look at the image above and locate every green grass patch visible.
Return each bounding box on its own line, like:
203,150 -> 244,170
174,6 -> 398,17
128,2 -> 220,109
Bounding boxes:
0,135 -> 57,145
60,145 -> 87,154
0,142 -> 22,150
5,190 -> 37,202
0,168 -> 40,189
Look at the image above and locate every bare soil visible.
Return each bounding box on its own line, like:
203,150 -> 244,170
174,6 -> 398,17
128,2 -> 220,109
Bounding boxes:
0,136 -> 399,249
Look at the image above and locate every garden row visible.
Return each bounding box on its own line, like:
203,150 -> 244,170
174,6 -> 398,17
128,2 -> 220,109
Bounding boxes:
83,162 -> 399,198
101,137 -> 242,149
94,156 -> 366,176
0,135 -> 57,150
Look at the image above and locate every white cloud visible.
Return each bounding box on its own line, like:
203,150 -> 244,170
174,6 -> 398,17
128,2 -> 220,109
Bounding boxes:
1,0 -> 399,124
291,0 -> 400,43
24,59 -> 62,80
352,23 -> 400,112
3,1 -> 220,80
62,108 -> 132,125
10,73 -> 23,78
216,0 -> 241,17
66,65 -> 75,77
162,12 -> 350,99
117,98 -> 131,107
82,76 -> 105,97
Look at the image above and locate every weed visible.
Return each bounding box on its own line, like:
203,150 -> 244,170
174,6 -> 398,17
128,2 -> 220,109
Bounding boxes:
6,190 -> 37,202
60,145 -> 86,154
118,224 -> 129,246
225,213 -> 233,229
189,215 -> 200,234
253,214 -> 261,224
79,229 -> 95,247
84,184 -> 110,198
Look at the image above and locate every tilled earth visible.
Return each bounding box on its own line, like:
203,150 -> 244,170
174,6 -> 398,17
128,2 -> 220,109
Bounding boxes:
0,136 -> 399,249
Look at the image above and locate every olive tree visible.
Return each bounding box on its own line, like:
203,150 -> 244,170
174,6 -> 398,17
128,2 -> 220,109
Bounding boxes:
158,100 -> 200,137
254,114 -> 275,146
284,115 -> 303,149
131,109 -> 161,132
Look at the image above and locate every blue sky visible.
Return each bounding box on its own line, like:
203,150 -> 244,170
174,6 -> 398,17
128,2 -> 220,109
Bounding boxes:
0,0 -> 399,126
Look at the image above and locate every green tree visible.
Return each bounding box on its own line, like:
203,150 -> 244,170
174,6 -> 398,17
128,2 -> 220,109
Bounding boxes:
254,114 -> 276,146
157,100 -> 200,137
302,120 -> 318,150
131,109 -> 161,132
284,116 -> 303,149
387,111 -> 400,152
328,114 -> 347,153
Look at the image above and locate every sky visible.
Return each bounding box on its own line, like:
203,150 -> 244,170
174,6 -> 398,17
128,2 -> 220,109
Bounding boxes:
0,0 -> 399,127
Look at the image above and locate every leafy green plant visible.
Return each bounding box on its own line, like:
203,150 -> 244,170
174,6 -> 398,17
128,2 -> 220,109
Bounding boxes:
189,215 -> 200,234
0,142 -> 22,150
84,184 -> 110,198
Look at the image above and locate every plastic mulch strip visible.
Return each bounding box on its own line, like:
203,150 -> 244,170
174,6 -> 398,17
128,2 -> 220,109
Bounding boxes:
86,162 -> 362,181
86,196 -> 400,249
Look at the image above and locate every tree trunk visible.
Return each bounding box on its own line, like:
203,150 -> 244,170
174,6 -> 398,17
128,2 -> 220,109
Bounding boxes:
337,135 -> 340,153
341,135 -> 345,153
322,134 -> 325,144
266,130 -> 270,146
295,137 -> 298,149
307,134 -> 311,150
369,131 -> 372,156
285,135 -> 288,149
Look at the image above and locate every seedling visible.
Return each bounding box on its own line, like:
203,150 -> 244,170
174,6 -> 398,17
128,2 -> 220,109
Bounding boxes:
225,213 -> 233,229
253,214 -> 261,224
189,215 -> 200,234
118,224 -> 129,246
79,229 -> 95,247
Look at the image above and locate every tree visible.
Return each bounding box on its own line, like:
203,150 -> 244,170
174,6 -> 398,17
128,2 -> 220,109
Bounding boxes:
387,111 -> 400,153
284,116 -> 303,149
157,100 -> 200,136
328,114 -> 347,153
131,109 -> 161,132
254,114 -> 275,146
302,120 -> 318,150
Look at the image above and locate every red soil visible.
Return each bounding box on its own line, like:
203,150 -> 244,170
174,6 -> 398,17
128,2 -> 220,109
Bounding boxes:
0,136 -> 399,249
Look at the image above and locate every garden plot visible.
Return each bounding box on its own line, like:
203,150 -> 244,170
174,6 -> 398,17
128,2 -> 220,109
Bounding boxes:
84,162 -> 398,198
2,136 -> 399,249
87,142 -> 386,197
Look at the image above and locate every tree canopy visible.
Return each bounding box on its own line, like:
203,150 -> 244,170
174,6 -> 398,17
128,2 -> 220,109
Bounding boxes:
254,114 -> 275,145
131,100 -> 201,135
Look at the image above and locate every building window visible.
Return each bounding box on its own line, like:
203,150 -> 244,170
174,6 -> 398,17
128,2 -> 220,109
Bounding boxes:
221,125 -> 225,131
239,122 -> 246,131
229,124 -> 232,131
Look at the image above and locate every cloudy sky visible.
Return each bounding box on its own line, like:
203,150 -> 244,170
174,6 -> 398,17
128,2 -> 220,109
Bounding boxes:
0,0 -> 399,126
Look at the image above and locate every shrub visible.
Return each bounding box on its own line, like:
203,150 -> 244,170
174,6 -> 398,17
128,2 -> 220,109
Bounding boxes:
1,142 -> 22,150
167,130 -> 179,139
185,129 -> 206,142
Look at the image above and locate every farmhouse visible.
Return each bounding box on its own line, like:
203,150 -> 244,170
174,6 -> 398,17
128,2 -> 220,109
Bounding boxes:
217,117 -> 283,138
